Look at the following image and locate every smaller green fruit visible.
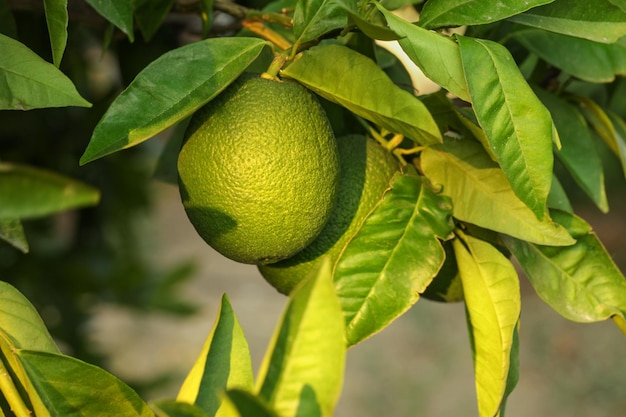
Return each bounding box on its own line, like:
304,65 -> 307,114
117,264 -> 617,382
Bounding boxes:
259,134 -> 401,294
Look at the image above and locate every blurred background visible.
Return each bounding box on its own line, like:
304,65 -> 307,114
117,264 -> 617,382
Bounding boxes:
1,2 -> 625,417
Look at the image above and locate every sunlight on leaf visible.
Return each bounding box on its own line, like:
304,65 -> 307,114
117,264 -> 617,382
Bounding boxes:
80,37 -> 267,164
293,0 -> 347,45
256,258 -> 345,417
503,211 -> 626,328
43,0 -> 68,67
458,35 -> 555,219
420,139 -> 575,246
282,44 -> 442,145
177,294 -> 253,417
453,234 -> 521,417
334,172 -> 454,346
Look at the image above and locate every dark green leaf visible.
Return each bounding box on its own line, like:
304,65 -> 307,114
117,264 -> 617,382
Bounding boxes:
154,119 -> 188,184
547,175 -> 573,213
607,112 -> 626,178
0,219 -> 28,253
535,88 -> 608,212
503,211 -> 626,328
420,139 -> 575,246
84,0 -> 135,41
458,35 -> 555,219
348,10 -> 401,41
17,350 -> 154,417
421,241 -> 463,302
0,0 -> 17,39
334,172 -> 454,346
0,163 -> 100,220
44,0 -> 68,67
135,0 -> 174,42
177,295 -> 253,417
376,5 -> 471,102
454,234 -> 520,417
224,389 -> 279,417
256,258 -> 345,417
513,29 -> 626,83
293,0 -> 348,45
80,37 -> 267,164
508,0 -> 626,43
152,400 -> 210,417
419,0 -> 554,29
282,44 -> 442,145
0,34 -> 91,110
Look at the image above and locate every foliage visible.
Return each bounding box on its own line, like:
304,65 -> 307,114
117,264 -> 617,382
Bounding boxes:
1,0 -> 626,416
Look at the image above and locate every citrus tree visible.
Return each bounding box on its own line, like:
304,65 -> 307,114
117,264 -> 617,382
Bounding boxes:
2,0 -> 626,416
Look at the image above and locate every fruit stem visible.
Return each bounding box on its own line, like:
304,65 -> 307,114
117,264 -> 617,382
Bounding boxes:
262,52 -> 289,80
242,21 -> 291,50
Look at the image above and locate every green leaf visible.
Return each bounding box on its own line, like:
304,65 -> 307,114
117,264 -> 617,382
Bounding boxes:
43,0 -> 68,67
0,162 -> 100,220
334,172 -> 454,346
135,0 -> 174,42
80,37 -> 267,164
0,282 -> 59,353
503,212 -> 626,329
293,0 -> 347,44
256,258 -> 345,417
458,35 -> 555,219
0,33 -> 91,110
534,88 -> 608,212
573,96 -> 626,177
376,4 -> 471,102
154,119 -> 189,185
17,350 -> 154,417
420,139 -> 575,246
177,294 -> 253,417
224,389 -> 280,417
152,400 -> 211,417
513,30 -> 626,83
84,0 -> 135,42
547,175 -> 573,213
0,219 -> 28,253
418,0 -> 554,29
453,234 -> 521,417
508,0 -> 626,43
282,44 -> 442,145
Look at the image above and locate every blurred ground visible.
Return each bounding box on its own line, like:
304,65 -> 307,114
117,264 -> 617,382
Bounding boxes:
87,181 -> 626,417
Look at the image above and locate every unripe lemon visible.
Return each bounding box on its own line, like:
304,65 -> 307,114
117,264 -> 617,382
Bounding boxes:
177,74 -> 340,265
259,134 -> 401,294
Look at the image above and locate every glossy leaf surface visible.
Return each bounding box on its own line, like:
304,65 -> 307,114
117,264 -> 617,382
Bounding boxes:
419,0 -> 554,29
503,211 -> 626,328
535,89 -> 608,212
256,258 -> 345,417
376,5 -> 470,102
420,139 -> 575,246
513,30 -> 626,83
0,34 -> 91,110
80,37 -> 267,164
458,35 -> 555,219
334,172 -> 454,346
454,234 -> 520,417
281,44 -> 442,145
84,0 -> 135,41
177,295 -> 253,417
508,0 -> 626,43
18,350 -> 154,417
0,163 -> 100,220
43,0 -> 68,66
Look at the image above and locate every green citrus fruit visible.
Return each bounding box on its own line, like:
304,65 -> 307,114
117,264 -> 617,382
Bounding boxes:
259,134 -> 401,294
177,74 -> 340,265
